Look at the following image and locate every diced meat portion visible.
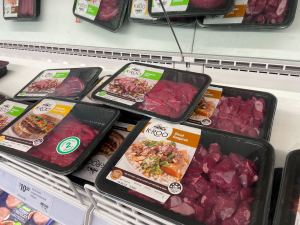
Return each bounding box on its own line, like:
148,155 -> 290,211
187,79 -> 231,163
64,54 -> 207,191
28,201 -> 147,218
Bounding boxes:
29,115 -> 99,167
190,0 -> 226,9
127,143 -> 258,225
96,0 -> 119,21
138,80 -> 198,119
210,96 -> 265,137
53,76 -> 85,97
243,0 -> 288,24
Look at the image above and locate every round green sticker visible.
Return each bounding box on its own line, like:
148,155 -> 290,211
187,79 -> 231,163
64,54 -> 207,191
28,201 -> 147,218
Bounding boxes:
56,136 -> 81,155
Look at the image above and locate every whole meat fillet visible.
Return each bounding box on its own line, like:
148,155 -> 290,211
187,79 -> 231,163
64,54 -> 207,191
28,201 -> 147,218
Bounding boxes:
138,80 -> 198,118
18,0 -> 34,17
190,0 -> 225,9
53,76 -> 85,97
96,0 -> 119,21
29,115 -> 99,168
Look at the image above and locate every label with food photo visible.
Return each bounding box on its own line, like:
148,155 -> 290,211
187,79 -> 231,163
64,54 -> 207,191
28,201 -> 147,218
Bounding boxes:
75,0 -> 102,21
131,0 -> 157,20
189,86 -> 223,125
0,100 -> 28,131
4,0 -> 19,18
203,0 -> 248,24
72,121 -> 134,183
107,119 -> 201,203
0,99 -> 75,152
17,70 -> 71,97
151,0 -> 190,13
96,64 -> 164,105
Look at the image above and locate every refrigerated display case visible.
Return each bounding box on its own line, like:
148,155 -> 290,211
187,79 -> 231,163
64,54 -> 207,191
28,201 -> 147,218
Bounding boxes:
0,0 -> 300,225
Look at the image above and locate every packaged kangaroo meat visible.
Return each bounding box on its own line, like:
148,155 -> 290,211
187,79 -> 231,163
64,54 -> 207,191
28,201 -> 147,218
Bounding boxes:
0,191 -> 54,225
73,0 -> 129,32
201,0 -> 297,29
187,85 -> 277,140
130,0 -> 197,26
15,67 -> 101,101
0,61 -> 9,78
70,117 -> 138,186
92,63 -> 211,123
0,98 -> 120,174
274,150 -> 300,225
3,0 -> 40,20
96,118 -> 274,225
0,99 -> 29,132
148,0 -> 234,18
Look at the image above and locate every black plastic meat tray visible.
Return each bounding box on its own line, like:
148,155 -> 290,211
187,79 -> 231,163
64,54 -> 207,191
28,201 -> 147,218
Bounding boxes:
92,62 -> 211,123
0,98 -> 120,175
0,61 -> 9,78
96,119 -> 275,225
274,150 -> 300,225
186,84 -> 277,140
3,0 -> 40,20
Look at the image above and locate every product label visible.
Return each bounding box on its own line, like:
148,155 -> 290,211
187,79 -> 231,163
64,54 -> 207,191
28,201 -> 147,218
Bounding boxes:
131,0 -> 157,20
0,100 -> 28,131
296,197 -> 300,225
151,0 -> 190,13
15,180 -> 54,215
203,0 -> 247,24
189,86 -> 223,126
72,122 -> 134,183
75,0 -> 102,21
4,0 -> 19,18
17,70 -> 71,97
96,64 -> 164,106
0,99 -> 75,152
107,119 -> 201,203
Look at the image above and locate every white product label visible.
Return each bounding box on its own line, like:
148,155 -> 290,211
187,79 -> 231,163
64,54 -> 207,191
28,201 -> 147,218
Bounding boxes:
96,64 -> 164,106
151,0 -> 189,13
131,0 -> 157,20
189,86 -> 223,126
72,122 -> 133,183
15,180 -> 54,214
107,118 -> 201,203
203,0 -> 248,24
4,0 -> 19,18
18,70 -> 70,97
75,0 -> 102,21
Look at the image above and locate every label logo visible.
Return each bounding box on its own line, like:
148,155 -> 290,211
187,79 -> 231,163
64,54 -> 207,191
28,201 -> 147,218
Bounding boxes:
56,136 -> 81,155
168,182 -> 183,195
40,72 -> 53,79
144,122 -> 173,141
33,100 -> 56,115
0,103 -> 12,114
19,183 -> 30,193
124,67 -> 143,77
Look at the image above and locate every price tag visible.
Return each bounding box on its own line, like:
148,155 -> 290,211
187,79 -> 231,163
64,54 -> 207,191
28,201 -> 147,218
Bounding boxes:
15,180 -> 54,214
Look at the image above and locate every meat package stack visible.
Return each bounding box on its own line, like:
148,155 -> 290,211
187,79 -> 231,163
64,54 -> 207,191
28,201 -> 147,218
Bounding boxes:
0,63 -> 279,225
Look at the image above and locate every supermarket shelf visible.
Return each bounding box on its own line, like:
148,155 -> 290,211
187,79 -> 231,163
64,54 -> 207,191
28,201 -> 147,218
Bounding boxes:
0,153 -> 87,225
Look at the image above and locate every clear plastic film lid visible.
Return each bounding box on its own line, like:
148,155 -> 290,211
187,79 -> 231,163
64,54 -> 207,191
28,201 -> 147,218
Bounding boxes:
92,63 -> 211,123
0,98 -> 120,175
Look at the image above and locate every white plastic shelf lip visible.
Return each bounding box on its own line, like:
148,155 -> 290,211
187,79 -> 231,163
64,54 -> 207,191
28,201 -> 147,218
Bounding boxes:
84,185 -> 172,225
0,162 -> 86,225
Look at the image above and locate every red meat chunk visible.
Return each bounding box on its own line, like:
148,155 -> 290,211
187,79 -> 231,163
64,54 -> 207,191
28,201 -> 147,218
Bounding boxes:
138,80 -> 198,119
53,76 -> 85,97
210,157 -> 241,192
96,0 -> 119,21
210,96 -> 265,137
29,115 -> 99,167
238,159 -> 258,187
214,193 -> 238,221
